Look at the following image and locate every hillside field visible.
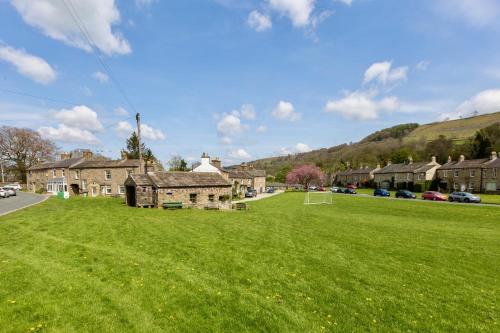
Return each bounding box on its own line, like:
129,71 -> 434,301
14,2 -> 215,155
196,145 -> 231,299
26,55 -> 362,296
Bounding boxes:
0,194 -> 499,332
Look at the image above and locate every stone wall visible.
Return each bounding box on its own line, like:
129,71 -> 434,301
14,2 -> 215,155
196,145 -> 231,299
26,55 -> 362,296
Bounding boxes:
438,167 -> 484,193
252,176 -> 266,193
73,166 -> 139,197
157,186 -> 232,209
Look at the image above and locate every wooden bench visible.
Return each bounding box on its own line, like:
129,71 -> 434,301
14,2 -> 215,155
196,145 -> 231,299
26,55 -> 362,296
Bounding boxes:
162,201 -> 183,209
233,202 -> 248,210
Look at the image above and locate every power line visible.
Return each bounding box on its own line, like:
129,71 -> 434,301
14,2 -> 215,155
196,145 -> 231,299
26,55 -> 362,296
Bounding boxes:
0,87 -> 81,107
61,0 -> 138,115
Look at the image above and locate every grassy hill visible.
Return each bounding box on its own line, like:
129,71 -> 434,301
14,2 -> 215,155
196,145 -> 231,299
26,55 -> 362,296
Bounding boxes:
404,112 -> 500,143
251,112 -> 500,176
1,194 -> 499,332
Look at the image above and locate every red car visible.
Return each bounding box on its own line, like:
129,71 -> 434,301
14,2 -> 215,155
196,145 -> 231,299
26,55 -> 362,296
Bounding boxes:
422,191 -> 447,201
347,184 -> 357,189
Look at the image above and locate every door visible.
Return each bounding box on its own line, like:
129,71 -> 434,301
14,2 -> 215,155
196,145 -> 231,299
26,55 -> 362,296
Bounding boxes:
91,186 -> 97,197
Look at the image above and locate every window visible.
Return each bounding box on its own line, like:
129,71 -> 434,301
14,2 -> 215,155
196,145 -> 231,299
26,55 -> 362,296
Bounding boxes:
494,168 -> 497,178
105,170 -> 112,180
47,184 -> 53,192
469,183 -> 474,190
406,173 -> 411,181
118,185 -> 125,194
58,184 -> 64,192
52,169 -> 56,177
81,180 -> 87,190
443,170 -> 448,178
208,194 -> 215,202
454,170 -> 459,177
470,170 -> 476,178
74,170 -> 79,179
189,193 -> 197,203
101,186 -> 112,195
62,169 -> 65,177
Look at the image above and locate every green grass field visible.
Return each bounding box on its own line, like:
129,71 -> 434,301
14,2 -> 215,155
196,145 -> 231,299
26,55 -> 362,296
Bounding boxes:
1,194 -> 499,332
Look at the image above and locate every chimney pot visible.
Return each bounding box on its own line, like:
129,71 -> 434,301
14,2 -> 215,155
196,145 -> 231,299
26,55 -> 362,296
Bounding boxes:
408,156 -> 413,164
459,155 -> 465,162
491,151 -> 498,160
387,160 -> 392,166
447,156 -> 452,163
431,156 -> 437,164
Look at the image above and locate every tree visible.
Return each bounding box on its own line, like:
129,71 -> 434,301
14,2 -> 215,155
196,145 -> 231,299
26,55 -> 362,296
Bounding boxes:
0,126 -> 56,182
121,132 -> 147,160
424,135 -> 454,164
275,165 -> 292,183
168,155 -> 188,171
286,164 -> 324,189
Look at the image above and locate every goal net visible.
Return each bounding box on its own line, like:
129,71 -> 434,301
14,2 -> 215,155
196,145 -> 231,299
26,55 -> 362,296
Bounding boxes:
304,191 -> 333,205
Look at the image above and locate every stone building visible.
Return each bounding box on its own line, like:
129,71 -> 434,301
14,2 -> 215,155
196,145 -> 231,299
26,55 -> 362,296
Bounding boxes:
27,150 -> 142,197
437,152 -> 499,193
125,172 -> 232,209
335,165 -> 381,187
374,156 -> 440,190
192,153 -> 266,196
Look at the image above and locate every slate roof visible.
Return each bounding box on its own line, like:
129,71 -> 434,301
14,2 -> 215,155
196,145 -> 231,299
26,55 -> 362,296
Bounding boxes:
29,158 -> 139,170
438,158 -> 490,170
350,167 -> 379,175
375,162 -> 433,174
484,158 -> 500,168
135,172 -> 231,188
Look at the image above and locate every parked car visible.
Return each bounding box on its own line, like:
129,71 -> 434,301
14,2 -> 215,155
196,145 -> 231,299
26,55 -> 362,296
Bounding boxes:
5,183 -> 22,191
3,187 -> 16,196
422,191 -> 447,201
266,187 -> 275,193
308,185 -> 318,191
346,184 -> 357,189
395,190 -> 416,199
374,188 -> 390,197
332,187 -> 345,193
344,188 -> 357,194
448,192 -> 481,203
0,188 -> 10,198
331,186 -> 339,192
245,189 -> 257,198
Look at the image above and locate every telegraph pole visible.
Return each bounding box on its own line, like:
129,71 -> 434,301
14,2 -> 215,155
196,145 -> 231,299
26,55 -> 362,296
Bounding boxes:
0,161 -> 4,184
136,113 -> 143,174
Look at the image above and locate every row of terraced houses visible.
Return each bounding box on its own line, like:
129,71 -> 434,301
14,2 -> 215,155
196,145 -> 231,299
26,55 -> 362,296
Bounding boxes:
335,152 -> 500,193
27,150 -> 266,209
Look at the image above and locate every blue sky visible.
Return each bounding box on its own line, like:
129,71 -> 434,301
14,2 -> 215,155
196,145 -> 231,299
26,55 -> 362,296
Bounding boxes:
1,0 -> 500,166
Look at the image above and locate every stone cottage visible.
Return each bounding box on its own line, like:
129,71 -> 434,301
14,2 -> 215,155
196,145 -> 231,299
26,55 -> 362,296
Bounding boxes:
125,171 -> 232,209
374,156 -> 440,190
335,165 -> 381,187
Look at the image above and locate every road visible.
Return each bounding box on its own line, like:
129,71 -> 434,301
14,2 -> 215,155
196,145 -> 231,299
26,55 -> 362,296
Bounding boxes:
0,191 -> 48,217
237,190 -> 284,202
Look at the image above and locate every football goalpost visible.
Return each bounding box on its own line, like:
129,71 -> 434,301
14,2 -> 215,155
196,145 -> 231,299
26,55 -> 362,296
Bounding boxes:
304,191 -> 333,205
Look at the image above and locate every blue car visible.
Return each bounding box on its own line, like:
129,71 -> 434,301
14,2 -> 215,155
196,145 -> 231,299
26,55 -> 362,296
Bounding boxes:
374,188 -> 390,197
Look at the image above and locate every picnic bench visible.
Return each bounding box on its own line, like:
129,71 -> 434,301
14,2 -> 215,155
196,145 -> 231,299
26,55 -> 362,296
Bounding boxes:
233,202 -> 248,210
163,201 -> 183,209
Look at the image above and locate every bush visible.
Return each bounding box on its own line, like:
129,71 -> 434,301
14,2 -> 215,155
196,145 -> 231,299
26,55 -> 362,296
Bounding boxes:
413,183 -> 423,193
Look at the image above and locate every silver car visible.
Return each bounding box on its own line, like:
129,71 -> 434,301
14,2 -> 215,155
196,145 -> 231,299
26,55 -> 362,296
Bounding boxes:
0,188 -> 10,198
3,186 -> 16,196
448,192 -> 481,203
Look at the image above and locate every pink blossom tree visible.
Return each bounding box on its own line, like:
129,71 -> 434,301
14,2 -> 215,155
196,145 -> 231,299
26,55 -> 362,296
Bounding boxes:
286,164 -> 325,190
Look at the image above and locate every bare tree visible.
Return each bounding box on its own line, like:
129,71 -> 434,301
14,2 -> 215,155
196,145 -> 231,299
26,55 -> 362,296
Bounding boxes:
0,126 -> 57,183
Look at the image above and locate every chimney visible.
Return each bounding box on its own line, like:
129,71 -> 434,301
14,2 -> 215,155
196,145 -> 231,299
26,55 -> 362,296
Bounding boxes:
211,157 -> 222,169
240,162 -> 248,171
387,160 -> 392,166
376,163 -> 381,169
447,156 -> 452,163
431,156 -> 437,164
60,152 -> 70,160
121,151 -> 128,160
201,152 -> 210,166
459,155 -> 465,162
408,156 -> 413,164
491,151 -> 498,160
83,151 -> 93,160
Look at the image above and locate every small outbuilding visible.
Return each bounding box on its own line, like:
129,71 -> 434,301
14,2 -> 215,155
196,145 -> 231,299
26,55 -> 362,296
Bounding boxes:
125,172 -> 232,209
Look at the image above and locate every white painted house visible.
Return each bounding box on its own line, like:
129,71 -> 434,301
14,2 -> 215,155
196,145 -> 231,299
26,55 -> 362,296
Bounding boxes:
192,153 -> 223,174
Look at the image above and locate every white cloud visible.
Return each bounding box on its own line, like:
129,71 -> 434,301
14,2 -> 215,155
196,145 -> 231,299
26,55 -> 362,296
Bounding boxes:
267,0 -> 315,27
10,0 -> 131,55
114,106 -> 129,116
256,125 -> 268,133
295,142 -> 312,153
324,91 -> 399,120
116,120 -> 133,137
217,114 -> 245,137
240,104 -> 257,120
440,89 -> 500,120
363,61 -> 408,86
220,137 -> 233,145
92,71 -> 109,83
38,124 -> 99,145
0,45 -> 56,84
248,10 -> 272,31
115,121 -> 165,140
433,0 -> 500,27
334,0 -> 353,5
140,124 -> 166,141
416,60 -> 431,71
228,148 -> 251,160
272,100 -> 301,121
52,105 -> 103,131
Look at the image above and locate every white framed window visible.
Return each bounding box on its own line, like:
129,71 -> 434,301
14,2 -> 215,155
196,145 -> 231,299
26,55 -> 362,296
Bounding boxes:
52,169 -> 56,178
470,170 -> 476,178
62,169 -> 65,177
105,170 -> 112,180
81,180 -> 87,190
469,183 -> 474,190
118,185 -> 125,194
47,184 -> 53,192
454,170 -> 459,177
101,186 -> 112,195
74,170 -> 79,179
